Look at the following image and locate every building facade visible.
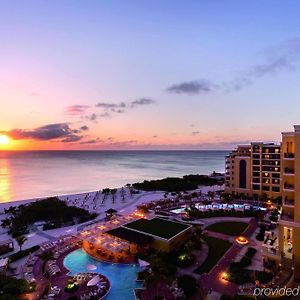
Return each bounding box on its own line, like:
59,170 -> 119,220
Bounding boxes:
225,125 -> 300,281
225,143 -> 281,199
279,126 -> 300,280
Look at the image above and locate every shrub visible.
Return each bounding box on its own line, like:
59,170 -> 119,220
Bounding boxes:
177,275 -> 198,298
0,275 -> 31,298
255,271 -> 274,284
64,283 -> 79,293
8,245 -> 40,262
245,247 -> 257,258
228,268 -> 253,285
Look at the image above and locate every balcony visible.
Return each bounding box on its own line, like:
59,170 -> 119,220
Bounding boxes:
280,211 -> 294,223
283,168 -> 294,176
284,153 -> 295,160
283,199 -> 295,207
283,183 -> 295,192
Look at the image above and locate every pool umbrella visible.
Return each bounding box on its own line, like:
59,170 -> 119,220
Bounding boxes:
138,259 -> 150,268
87,275 -> 101,286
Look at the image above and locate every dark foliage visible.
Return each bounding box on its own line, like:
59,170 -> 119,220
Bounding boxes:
0,275 -> 32,299
8,245 -> 40,262
4,197 -> 96,237
132,174 -> 223,192
177,274 -> 198,298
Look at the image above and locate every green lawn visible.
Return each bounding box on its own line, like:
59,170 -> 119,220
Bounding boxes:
194,235 -> 232,274
124,217 -> 189,239
205,221 -> 248,236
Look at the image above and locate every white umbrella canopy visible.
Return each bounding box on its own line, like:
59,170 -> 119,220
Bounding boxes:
138,259 -> 150,268
86,264 -> 97,271
87,275 -> 100,286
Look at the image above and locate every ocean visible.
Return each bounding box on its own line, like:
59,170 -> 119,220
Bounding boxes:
0,150 -> 228,203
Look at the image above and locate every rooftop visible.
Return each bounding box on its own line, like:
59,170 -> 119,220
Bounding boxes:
123,217 -> 190,240
106,227 -> 153,246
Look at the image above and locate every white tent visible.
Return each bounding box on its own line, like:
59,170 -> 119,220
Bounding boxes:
87,275 -> 101,286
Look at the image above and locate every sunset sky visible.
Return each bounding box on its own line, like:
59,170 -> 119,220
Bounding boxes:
1,1 -> 300,150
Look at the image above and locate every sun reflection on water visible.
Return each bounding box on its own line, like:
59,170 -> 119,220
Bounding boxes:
0,159 -> 12,203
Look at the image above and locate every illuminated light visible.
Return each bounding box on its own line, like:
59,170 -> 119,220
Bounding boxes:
133,211 -> 145,218
235,236 -> 249,245
221,272 -> 229,280
0,134 -> 9,145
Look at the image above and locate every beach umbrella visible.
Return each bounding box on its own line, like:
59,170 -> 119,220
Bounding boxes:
86,264 -> 97,271
87,275 -> 101,286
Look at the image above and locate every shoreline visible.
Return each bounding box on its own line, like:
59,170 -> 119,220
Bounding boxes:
0,178 -> 224,213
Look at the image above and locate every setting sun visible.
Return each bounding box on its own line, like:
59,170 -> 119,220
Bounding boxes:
0,134 -> 9,145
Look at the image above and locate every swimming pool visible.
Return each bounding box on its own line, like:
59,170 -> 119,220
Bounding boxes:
63,248 -> 142,300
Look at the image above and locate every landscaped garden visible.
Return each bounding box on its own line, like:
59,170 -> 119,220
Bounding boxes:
194,235 -> 232,274
205,221 -> 248,236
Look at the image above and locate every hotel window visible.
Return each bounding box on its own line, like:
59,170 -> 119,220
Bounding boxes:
253,184 -> 260,190
275,148 -> 279,153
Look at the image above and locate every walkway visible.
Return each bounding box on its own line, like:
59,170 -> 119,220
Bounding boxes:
199,218 -> 259,296
32,225 -> 57,241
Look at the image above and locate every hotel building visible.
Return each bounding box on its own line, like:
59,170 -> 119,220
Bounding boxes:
225,125 -> 300,281
225,143 -> 281,199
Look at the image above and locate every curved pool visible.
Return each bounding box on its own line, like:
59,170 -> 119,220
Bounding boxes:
64,248 -> 142,300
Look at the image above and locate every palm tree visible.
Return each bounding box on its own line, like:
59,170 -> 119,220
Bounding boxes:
1,217 -> 11,229
15,235 -> 27,252
111,189 -> 117,203
39,250 -> 54,273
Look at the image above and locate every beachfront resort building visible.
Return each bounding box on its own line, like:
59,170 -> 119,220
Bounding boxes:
225,142 -> 281,199
225,125 -> 300,281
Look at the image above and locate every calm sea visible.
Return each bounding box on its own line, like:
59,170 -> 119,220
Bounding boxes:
0,150 -> 228,203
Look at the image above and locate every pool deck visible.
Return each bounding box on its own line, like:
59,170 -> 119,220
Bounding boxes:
30,244 -> 111,300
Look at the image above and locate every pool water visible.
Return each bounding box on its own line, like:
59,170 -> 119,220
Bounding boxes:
63,248 -> 142,300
